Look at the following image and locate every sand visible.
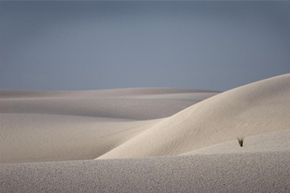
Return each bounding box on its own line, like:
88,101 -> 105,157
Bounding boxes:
99,74 -> 290,159
1,152 -> 290,193
0,88 -> 216,120
1,74 -> 290,192
0,88 -> 215,163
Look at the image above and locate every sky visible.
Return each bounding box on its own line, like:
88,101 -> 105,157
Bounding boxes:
0,1 -> 290,91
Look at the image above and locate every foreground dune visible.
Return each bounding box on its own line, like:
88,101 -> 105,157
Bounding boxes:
1,152 -> 290,193
0,74 -> 290,192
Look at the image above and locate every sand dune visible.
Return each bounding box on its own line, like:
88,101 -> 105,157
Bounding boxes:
0,88 -> 214,98
98,74 -> 290,159
0,113 -> 158,163
1,74 -> 290,192
0,89 -> 214,163
0,88 -> 216,120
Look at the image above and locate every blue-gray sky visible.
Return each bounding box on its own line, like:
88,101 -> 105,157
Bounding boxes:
0,1 -> 290,91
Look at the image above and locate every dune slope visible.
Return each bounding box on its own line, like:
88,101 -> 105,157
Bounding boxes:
0,114 -> 158,163
183,129 -> 290,155
99,74 -> 290,159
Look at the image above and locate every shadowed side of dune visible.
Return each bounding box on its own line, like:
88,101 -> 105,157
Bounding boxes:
0,114 -> 159,163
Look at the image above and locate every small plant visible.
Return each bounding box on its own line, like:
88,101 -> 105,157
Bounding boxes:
237,137 -> 244,147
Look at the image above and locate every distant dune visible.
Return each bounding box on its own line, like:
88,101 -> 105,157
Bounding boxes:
1,74 -> 290,193
0,88 -> 216,120
0,88 -> 215,163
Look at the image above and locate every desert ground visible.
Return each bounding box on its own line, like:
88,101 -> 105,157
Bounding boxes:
0,74 -> 290,192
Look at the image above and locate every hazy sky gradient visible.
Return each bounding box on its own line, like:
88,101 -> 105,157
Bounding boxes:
0,1 -> 290,91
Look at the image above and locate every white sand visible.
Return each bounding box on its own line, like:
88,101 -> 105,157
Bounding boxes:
0,88 -> 214,163
1,152 -> 290,193
0,74 -> 290,193
0,113 -> 158,163
99,74 -> 290,159
183,129 -> 290,155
